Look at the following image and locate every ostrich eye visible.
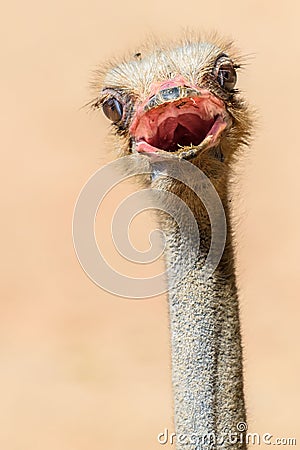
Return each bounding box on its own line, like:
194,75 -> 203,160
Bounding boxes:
102,97 -> 123,122
214,57 -> 237,91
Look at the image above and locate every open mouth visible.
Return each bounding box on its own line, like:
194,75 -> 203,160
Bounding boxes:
130,88 -> 229,160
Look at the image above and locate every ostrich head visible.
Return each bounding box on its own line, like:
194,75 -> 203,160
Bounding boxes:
92,35 -> 252,185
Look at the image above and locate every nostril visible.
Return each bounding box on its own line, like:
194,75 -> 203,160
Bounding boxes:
144,86 -> 201,112
160,87 -> 181,102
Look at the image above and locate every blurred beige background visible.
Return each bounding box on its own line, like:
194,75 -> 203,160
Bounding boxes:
1,1 -> 299,449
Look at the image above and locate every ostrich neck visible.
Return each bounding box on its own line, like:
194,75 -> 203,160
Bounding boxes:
161,184 -> 246,450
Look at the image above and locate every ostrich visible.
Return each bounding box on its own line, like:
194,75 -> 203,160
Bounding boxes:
92,35 -> 252,449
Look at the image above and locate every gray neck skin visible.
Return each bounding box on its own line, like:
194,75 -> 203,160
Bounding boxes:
158,182 -> 246,450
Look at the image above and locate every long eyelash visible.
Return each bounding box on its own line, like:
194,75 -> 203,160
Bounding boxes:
88,88 -> 133,112
91,98 -> 104,110
80,97 -> 100,111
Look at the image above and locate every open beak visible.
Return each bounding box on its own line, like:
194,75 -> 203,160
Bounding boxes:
129,77 -> 230,160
